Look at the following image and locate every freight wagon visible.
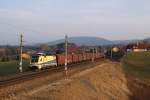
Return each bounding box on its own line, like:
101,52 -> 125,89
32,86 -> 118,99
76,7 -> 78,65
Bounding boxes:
30,53 -> 104,70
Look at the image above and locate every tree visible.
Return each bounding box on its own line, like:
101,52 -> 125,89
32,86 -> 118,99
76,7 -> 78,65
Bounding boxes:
38,44 -> 50,51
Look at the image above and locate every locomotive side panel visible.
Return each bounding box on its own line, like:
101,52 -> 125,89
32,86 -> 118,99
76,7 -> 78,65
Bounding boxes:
30,55 -> 57,70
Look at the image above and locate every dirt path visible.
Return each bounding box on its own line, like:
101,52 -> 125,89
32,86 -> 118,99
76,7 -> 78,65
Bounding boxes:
10,62 -> 132,100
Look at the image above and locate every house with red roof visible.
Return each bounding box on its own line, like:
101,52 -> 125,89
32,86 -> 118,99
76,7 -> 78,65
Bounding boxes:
126,42 -> 148,52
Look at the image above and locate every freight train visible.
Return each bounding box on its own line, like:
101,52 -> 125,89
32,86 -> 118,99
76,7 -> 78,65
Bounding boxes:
105,47 -> 124,60
29,53 -> 104,70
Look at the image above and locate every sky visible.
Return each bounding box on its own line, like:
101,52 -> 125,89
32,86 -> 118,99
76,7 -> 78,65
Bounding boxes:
0,0 -> 150,45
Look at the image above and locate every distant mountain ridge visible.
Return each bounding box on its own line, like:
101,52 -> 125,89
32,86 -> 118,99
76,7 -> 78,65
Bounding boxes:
0,36 -> 148,47
113,39 -> 141,45
144,38 -> 150,43
44,36 -> 146,46
48,36 -> 112,46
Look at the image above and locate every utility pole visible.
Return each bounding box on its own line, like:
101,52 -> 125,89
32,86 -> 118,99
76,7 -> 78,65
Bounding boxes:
65,35 -> 68,75
111,46 -> 113,59
19,33 -> 23,72
92,48 -> 95,62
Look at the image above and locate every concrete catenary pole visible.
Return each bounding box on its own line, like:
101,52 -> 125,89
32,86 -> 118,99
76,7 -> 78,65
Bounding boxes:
111,46 -> 113,59
65,35 -> 68,73
19,33 -> 23,72
92,48 -> 95,62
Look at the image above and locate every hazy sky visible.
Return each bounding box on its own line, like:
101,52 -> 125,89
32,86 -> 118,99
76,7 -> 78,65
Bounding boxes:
0,0 -> 150,45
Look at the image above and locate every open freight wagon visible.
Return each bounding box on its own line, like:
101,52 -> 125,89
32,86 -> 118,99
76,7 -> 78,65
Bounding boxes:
56,53 -> 103,66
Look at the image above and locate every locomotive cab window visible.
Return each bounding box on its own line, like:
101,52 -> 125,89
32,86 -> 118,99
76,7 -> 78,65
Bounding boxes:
31,56 -> 39,63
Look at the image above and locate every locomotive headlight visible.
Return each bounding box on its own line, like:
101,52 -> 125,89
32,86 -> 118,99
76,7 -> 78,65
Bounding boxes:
112,47 -> 119,52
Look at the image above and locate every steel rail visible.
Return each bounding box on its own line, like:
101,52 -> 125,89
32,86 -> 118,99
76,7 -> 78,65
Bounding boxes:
0,59 -> 104,88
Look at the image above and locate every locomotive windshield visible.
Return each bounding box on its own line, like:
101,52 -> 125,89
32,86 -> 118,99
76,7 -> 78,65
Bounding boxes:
31,55 -> 39,63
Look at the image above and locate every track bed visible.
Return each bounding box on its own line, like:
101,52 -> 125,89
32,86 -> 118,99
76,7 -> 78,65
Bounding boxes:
0,59 -> 106,98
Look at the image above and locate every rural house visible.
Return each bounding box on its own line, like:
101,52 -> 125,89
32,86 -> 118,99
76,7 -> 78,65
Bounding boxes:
126,42 -> 148,52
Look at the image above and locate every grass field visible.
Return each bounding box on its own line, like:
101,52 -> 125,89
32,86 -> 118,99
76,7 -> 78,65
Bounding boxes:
0,60 -> 30,76
123,51 -> 150,85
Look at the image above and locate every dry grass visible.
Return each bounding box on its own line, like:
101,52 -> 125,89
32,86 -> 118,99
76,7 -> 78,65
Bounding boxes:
18,62 -> 131,100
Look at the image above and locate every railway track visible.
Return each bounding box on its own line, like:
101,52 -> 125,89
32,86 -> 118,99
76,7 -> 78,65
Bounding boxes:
0,67 -> 60,88
0,59 -> 105,88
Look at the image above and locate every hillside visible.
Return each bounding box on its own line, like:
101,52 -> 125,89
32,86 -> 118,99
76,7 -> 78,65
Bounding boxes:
6,61 -> 131,100
1,61 -> 150,100
113,39 -> 140,45
144,37 -> 150,43
123,52 -> 150,84
27,62 -> 130,100
48,36 -> 112,46
47,36 -> 144,46
30,36 -> 149,47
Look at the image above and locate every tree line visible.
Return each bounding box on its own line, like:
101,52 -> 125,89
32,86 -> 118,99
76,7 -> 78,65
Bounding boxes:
0,45 -> 19,62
